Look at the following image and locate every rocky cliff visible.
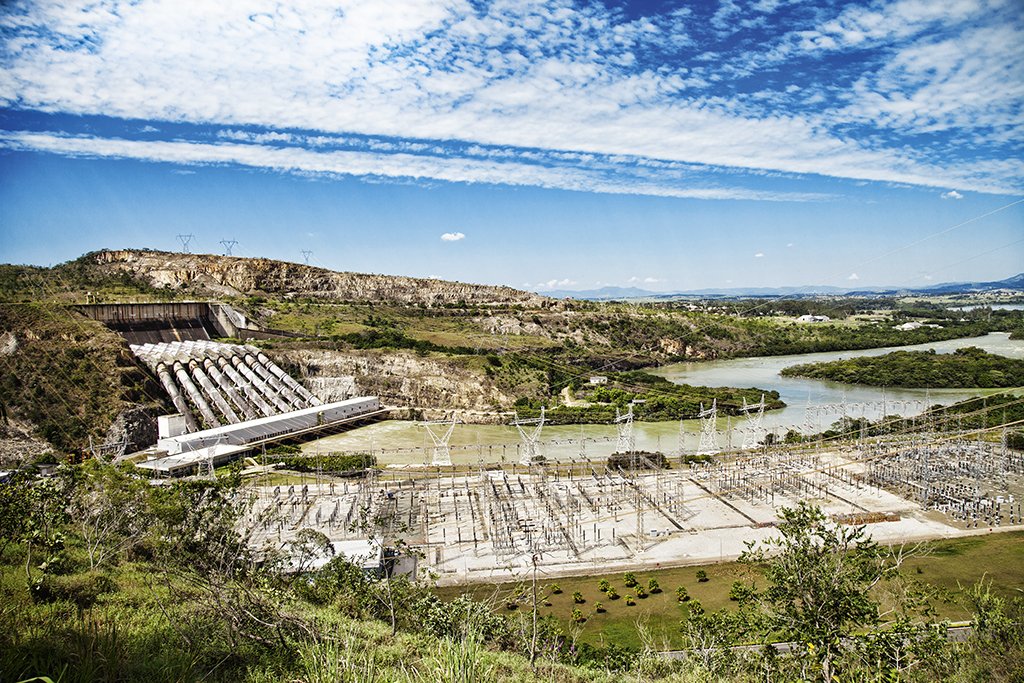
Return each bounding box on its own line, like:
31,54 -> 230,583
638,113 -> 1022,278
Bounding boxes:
91,250 -> 546,306
269,348 -> 518,421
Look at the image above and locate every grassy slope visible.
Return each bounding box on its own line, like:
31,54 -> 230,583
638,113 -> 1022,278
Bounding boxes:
0,303 -> 167,454
437,531 -> 1024,650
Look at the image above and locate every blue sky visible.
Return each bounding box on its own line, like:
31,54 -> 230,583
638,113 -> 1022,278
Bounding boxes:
1,0 -> 1022,291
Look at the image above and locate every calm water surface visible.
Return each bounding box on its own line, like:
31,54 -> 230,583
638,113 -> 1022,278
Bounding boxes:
303,333 -> 1024,464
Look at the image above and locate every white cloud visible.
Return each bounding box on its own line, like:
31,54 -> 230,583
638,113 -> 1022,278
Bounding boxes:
0,130 -> 834,201
754,252 -> 765,258
848,272 -> 859,280
0,1 -> 1018,196
440,231 -> 465,242
941,190 -> 964,200
786,242 -> 794,247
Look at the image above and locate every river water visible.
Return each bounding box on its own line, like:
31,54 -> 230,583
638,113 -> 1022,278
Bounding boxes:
302,333 -> 1024,465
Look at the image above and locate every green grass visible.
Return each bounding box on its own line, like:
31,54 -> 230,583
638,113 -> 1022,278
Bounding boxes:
436,531 -> 1024,650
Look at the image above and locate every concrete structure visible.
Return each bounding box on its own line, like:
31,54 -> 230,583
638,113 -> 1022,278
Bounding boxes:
137,397 -> 386,476
132,340 -> 322,432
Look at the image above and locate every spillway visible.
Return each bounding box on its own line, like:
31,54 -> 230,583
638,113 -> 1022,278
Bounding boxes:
131,340 -> 322,434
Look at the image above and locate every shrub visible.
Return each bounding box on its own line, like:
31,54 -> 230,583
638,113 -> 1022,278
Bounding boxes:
606,587 -> 620,600
598,579 -> 610,592
635,586 -> 647,599
729,580 -> 755,602
550,583 -> 562,594
648,578 -> 661,593
572,607 -> 586,624
623,572 -> 638,587
696,569 -> 709,582
573,591 -> 585,604
595,601 -> 606,613
33,571 -> 117,609
625,595 -> 636,606
676,586 -> 690,602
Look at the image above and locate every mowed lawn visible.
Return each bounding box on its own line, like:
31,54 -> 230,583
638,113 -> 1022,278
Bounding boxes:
434,530 -> 1024,650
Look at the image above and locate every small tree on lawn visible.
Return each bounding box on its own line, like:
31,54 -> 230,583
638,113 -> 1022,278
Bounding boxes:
598,579 -> 610,593
648,577 -> 661,593
740,501 -> 905,682
676,586 -> 690,602
696,569 -> 708,582
623,571 -> 638,587
573,590 -> 585,604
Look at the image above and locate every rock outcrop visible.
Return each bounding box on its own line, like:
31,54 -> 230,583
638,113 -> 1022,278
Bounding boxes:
270,348 -> 517,419
92,250 -> 546,307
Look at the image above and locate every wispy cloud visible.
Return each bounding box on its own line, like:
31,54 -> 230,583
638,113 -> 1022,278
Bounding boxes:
0,0 -> 1020,196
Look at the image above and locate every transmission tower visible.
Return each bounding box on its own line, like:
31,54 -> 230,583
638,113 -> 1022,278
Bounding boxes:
615,400 -> 644,454
219,239 -> 238,256
177,234 -> 195,254
740,394 -> 766,450
419,414 -> 457,466
696,399 -> 720,455
513,407 -> 545,466
301,250 -> 313,265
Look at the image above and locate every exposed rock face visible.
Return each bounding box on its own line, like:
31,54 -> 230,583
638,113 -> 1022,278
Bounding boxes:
0,417 -> 54,466
103,406 -> 158,456
270,348 -> 516,418
93,250 -> 546,306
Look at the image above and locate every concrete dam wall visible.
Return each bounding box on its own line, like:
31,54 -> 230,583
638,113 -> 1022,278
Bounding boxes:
77,302 -> 251,345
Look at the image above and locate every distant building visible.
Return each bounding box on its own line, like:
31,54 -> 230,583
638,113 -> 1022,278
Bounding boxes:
796,314 -> 831,323
894,321 -> 941,331
589,376 -> 608,385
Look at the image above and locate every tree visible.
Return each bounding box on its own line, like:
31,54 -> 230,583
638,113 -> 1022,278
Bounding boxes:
740,502 -> 903,682
696,569 -> 708,582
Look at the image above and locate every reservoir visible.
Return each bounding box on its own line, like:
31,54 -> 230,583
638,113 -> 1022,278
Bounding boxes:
302,333 -> 1024,465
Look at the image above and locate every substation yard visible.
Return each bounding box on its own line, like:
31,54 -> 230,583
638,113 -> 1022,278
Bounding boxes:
241,438 -> 1024,585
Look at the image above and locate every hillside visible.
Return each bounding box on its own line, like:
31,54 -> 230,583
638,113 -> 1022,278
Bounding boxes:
90,249 -> 548,306
3,249 -> 1023,455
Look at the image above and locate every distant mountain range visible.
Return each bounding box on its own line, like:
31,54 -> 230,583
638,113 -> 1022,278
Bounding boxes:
540,274 -> 1024,300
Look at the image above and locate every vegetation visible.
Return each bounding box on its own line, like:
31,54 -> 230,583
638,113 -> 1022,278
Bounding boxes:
3,461 -> 1022,682
0,303 -> 166,454
782,346 -> 1024,388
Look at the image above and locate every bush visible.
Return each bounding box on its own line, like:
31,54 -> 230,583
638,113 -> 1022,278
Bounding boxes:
696,569 -> 709,582
607,587 -> 619,600
33,571 -> 117,609
595,601 -> 605,613
625,595 -> 636,606
598,579 -> 610,593
676,586 -> 690,602
729,580 -> 755,602
648,578 -> 661,593
550,583 -> 562,595
571,607 -> 586,624
572,591 -> 585,604
635,586 -> 647,599
623,572 -> 638,587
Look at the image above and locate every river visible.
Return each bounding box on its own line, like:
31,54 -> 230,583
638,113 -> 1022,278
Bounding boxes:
301,333 -> 1024,465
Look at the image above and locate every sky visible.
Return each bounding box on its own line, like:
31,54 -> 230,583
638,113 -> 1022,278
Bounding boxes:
1,0 -> 1022,293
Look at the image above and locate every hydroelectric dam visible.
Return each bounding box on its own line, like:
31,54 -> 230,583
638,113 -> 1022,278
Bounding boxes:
81,302 -> 387,475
